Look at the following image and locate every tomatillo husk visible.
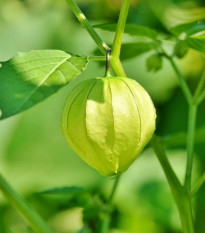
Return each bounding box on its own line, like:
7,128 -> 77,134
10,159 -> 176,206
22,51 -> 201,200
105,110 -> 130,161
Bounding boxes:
62,76 -> 156,176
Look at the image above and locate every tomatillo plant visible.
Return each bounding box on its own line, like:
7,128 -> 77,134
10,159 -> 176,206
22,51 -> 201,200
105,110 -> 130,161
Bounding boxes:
0,0 -> 205,232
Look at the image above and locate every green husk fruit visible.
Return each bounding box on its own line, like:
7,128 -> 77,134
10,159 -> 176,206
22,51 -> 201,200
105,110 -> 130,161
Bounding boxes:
62,76 -> 156,176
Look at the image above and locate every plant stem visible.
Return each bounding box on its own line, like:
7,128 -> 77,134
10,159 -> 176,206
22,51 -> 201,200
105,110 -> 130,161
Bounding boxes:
193,69 -> 205,104
191,172 -> 205,196
150,136 -> 195,233
110,56 -> 126,77
168,56 -> 192,103
178,197 -> 195,233
112,0 -> 131,59
150,135 -> 182,198
196,89 -> 205,105
99,176 -> 121,233
0,173 -> 53,233
66,0 -> 126,77
108,176 -> 121,205
88,56 -> 106,61
184,105 -> 197,192
65,0 -> 110,55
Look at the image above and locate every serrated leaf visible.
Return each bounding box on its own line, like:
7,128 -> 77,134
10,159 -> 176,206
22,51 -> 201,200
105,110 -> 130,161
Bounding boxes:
0,50 -> 88,119
94,23 -> 158,40
37,186 -> 85,195
120,42 -> 154,60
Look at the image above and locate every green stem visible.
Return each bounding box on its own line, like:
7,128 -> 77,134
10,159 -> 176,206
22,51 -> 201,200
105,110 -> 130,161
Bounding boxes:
112,0 -> 131,59
191,172 -> 205,196
150,136 -> 195,233
150,135 -> 183,198
193,70 -> 205,105
88,56 -> 106,61
196,89 -> 205,105
184,105 -> 197,192
99,176 -> 121,233
168,56 -> 192,103
107,176 -> 121,205
65,0 -> 110,55
110,56 -> 126,77
0,173 -> 53,233
179,198 -> 195,233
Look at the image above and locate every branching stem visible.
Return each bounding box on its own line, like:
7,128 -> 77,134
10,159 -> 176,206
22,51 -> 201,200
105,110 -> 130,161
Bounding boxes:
150,136 -> 195,233
191,172 -> 205,197
65,0 -> 110,55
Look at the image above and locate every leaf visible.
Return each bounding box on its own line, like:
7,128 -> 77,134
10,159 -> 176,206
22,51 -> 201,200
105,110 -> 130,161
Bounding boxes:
94,23 -> 158,40
186,23 -> 205,36
146,54 -> 163,72
36,186 -> 85,195
0,50 -> 88,119
170,21 -> 205,37
170,21 -> 197,37
186,34 -> 205,54
161,126 -> 205,147
120,42 -> 154,60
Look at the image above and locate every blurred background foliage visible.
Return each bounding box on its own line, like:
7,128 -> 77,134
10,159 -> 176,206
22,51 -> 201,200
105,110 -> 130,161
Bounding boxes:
0,0 -> 205,232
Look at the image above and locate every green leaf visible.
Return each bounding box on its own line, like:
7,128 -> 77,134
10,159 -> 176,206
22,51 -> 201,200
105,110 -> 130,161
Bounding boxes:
0,50 -> 88,119
170,21 -> 205,37
120,42 -> 154,60
94,23 -> 158,40
170,21 -> 197,37
186,34 -> 205,54
186,23 -> 205,36
37,186 -> 85,195
146,54 -> 163,72
161,126 -> 205,147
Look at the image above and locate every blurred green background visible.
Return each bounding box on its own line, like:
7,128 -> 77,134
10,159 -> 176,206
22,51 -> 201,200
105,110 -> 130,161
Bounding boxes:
0,0 -> 205,232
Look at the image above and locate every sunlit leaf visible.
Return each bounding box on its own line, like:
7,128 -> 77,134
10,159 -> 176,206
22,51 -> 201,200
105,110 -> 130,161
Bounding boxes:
0,50 -> 88,119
